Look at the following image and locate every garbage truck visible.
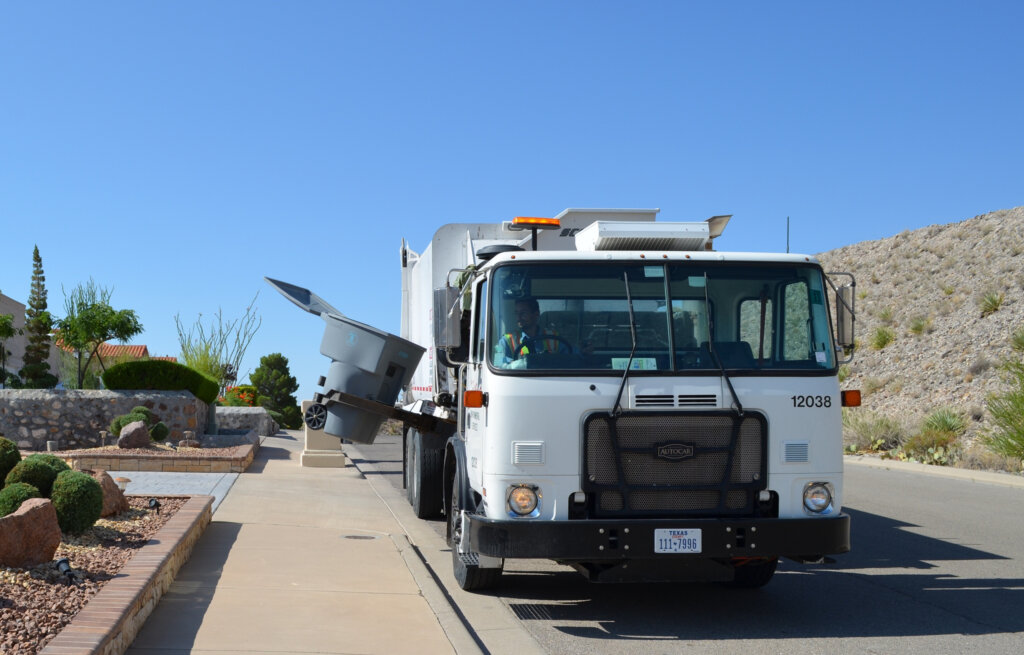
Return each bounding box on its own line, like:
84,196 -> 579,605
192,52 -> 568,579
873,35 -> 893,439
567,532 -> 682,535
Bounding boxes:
277,207 -> 858,591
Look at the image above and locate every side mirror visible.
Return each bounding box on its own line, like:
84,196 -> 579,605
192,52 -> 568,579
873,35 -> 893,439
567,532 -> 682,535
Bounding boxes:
433,287 -> 462,349
835,284 -> 855,350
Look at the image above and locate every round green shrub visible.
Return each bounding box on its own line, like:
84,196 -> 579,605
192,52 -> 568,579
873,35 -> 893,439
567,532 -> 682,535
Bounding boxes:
150,421 -> 170,442
0,482 -> 41,517
5,457 -> 62,497
0,436 -> 22,483
24,452 -> 71,474
130,406 -> 155,423
50,470 -> 104,535
111,411 -> 151,436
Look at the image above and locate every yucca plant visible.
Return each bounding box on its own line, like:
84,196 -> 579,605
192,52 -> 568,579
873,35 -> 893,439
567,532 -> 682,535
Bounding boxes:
979,291 -> 1004,317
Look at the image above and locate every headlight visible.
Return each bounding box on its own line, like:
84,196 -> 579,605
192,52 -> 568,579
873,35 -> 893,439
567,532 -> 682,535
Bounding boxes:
803,482 -> 834,515
507,484 -> 540,517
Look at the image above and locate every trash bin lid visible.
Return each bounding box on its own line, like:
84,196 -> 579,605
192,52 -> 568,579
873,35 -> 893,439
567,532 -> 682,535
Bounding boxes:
265,277 -> 343,318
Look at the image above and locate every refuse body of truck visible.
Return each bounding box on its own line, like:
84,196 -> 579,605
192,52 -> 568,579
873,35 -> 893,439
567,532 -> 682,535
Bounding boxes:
274,207 -> 859,592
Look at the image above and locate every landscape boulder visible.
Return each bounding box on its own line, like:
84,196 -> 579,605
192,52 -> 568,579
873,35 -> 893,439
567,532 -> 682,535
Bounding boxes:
0,498 -> 62,568
117,420 -> 151,449
87,469 -> 130,517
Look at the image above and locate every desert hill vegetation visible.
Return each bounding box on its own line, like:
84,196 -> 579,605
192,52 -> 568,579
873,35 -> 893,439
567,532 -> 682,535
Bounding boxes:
816,206 -> 1024,473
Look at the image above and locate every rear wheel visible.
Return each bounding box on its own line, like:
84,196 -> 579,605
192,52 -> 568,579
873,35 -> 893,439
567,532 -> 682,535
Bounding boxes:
728,557 -> 778,588
449,474 -> 502,591
406,430 -> 443,519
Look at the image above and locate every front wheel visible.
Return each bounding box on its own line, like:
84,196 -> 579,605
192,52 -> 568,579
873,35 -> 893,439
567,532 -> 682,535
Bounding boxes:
449,475 -> 502,591
406,430 -> 443,519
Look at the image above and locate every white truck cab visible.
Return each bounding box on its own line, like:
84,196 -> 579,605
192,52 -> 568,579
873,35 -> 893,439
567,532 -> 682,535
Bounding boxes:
395,208 -> 857,590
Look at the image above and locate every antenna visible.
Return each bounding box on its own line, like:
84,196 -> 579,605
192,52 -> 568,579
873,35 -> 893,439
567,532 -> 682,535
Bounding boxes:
786,216 -> 790,253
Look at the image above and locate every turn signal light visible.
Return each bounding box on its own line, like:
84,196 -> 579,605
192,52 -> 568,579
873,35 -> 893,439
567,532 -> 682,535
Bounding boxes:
463,390 -> 485,408
841,390 -> 861,407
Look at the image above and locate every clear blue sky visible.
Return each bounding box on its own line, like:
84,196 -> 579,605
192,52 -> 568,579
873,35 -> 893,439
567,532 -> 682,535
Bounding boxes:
2,2 -> 1022,404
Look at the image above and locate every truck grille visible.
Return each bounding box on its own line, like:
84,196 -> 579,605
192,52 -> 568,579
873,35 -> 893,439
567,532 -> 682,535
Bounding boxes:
583,411 -> 767,517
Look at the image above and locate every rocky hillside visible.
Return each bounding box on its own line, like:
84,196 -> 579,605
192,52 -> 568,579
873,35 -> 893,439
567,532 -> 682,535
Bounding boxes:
816,206 -> 1024,441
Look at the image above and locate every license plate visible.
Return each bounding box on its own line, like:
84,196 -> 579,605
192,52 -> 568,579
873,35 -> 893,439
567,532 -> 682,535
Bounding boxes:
654,528 -> 702,554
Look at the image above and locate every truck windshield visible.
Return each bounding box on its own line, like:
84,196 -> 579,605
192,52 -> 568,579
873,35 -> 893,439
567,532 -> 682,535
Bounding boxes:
488,262 -> 836,374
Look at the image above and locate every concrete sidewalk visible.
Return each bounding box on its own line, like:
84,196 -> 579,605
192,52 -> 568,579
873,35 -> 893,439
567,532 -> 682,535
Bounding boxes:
124,431 -> 478,655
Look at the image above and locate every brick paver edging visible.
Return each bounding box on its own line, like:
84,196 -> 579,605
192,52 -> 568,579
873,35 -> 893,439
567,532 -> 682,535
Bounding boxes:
63,442 -> 257,473
40,494 -> 214,655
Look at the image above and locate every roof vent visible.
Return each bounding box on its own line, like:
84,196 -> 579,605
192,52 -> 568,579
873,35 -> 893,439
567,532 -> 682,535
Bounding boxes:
575,220 -> 720,252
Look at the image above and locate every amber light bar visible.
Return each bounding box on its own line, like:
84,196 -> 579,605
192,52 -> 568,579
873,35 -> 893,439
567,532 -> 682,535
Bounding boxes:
511,216 -> 561,229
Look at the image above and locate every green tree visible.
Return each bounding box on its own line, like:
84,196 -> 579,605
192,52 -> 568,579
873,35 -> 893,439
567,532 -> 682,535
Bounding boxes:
56,278 -> 143,388
250,352 -> 301,429
19,246 -> 58,388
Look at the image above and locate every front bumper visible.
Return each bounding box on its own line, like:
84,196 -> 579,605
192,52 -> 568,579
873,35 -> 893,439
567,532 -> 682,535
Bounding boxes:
468,514 -> 850,560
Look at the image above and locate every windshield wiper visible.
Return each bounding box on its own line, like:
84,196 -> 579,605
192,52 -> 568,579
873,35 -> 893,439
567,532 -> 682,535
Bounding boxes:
703,273 -> 744,416
611,271 -> 638,416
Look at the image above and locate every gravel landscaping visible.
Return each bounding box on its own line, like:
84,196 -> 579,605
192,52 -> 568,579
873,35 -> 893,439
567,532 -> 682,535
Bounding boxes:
0,496 -> 185,655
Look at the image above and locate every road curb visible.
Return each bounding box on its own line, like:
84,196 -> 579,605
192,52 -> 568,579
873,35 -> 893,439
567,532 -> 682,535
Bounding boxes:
845,454 -> 1024,489
346,443 -> 546,655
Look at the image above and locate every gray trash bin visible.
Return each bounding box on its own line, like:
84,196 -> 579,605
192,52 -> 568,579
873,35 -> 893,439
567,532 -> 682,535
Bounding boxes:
265,277 -> 425,444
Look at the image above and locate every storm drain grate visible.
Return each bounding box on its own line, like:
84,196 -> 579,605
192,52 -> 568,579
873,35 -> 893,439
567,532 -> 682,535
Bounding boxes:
509,603 -> 554,621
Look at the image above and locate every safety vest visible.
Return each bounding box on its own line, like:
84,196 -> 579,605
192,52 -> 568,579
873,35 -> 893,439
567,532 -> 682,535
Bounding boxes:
503,331 -> 561,359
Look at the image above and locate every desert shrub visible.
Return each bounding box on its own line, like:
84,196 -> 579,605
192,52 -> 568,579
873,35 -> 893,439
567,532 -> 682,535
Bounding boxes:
870,326 -> 895,350
843,409 -> 905,452
1011,328 -> 1024,354
901,428 -> 960,466
923,408 -> 967,436
0,482 -> 40,517
968,358 -> 993,376
0,436 -> 21,483
838,365 -> 850,383
50,470 -> 103,535
103,360 -> 219,404
978,291 -> 1004,317
958,442 -> 1024,473
4,454 -> 69,497
983,361 -> 1024,460
862,376 -> 888,396
908,316 -> 932,335
150,421 -> 170,442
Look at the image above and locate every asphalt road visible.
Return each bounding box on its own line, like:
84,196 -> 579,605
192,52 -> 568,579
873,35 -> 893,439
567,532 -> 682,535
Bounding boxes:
355,434 -> 1024,654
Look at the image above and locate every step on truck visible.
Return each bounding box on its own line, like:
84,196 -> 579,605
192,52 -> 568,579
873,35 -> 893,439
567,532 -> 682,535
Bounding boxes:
287,207 -> 858,591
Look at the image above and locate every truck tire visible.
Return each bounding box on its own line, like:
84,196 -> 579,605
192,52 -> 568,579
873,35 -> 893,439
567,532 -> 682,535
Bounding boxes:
727,557 -> 778,588
406,429 -> 443,519
449,473 -> 502,591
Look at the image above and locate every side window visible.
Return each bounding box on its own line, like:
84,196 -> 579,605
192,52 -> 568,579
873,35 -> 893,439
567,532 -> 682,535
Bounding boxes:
739,297 -> 773,359
474,280 -> 488,362
782,281 -> 811,360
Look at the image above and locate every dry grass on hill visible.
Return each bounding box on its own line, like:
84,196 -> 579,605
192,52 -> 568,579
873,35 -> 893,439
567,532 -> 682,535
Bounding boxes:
816,206 -> 1024,471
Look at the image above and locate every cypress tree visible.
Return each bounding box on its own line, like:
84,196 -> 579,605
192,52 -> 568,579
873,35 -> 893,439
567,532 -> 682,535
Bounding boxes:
19,246 -> 58,388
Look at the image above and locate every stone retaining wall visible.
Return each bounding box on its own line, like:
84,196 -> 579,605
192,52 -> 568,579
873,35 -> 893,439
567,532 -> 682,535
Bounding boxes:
0,390 -> 209,451
215,406 -> 280,436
